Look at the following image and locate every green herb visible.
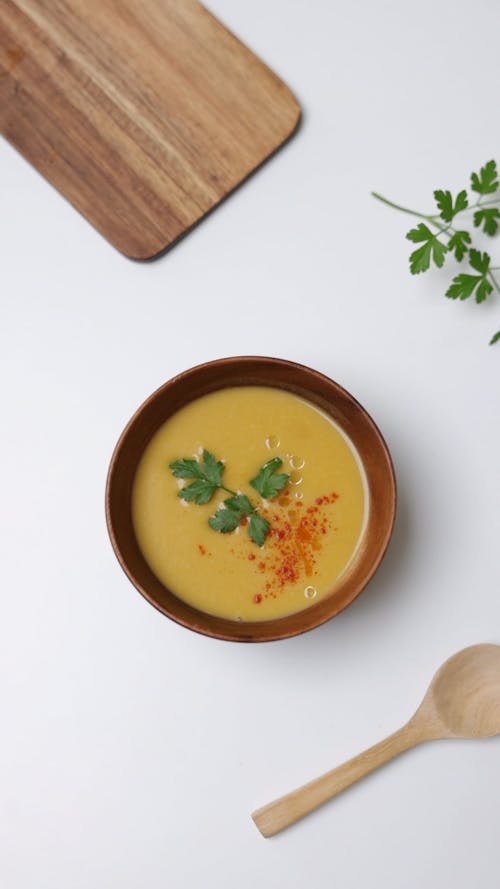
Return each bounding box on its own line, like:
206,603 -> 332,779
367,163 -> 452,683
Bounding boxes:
471,160 -> 498,195
406,223 -> 447,273
209,495 -> 271,547
209,495 -> 254,534
209,494 -> 260,537
433,189 -> 468,222
250,457 -> 290,499
169,451 -> 289,547
170,449 -> 226,504
372,159 -> 500,344
474,208 -> 500,236
247,513 -> 271,548
447,230 -> 471,261
445,249 -> 493,303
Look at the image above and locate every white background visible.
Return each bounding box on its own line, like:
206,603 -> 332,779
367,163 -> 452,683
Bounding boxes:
2,1 -> 500,886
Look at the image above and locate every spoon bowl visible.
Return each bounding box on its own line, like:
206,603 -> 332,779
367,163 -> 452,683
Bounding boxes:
424,643 -> 500,739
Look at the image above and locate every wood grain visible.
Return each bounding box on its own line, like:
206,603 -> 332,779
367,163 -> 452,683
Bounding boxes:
0,0 -> 300,258
252,644 -> 500,836
253,724 -> 421,837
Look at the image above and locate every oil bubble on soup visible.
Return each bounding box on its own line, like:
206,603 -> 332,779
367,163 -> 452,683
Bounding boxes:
265,435 -> 280,449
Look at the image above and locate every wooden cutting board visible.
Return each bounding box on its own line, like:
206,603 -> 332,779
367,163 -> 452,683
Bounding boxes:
0,0 -> 300,259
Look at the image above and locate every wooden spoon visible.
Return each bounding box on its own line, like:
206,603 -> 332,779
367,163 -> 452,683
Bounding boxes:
252,644 -> 500,837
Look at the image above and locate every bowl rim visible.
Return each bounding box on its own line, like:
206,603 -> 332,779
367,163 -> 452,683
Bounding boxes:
105,356 -> 397,642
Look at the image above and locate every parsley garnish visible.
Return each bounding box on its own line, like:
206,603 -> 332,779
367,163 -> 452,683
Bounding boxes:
169,451 -> 289,547
247,513 -> 271,548
170,449 -> 225,504
209,495 -> 271,547
372,159 -> 500,344
250,457 -> 290,499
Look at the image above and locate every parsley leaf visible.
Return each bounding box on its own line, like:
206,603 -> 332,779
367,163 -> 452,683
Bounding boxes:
490,331 -> 500,345
223,494 -> 254,514
434,189 -> 468,222
170,448 -> 225,504
208,503 -> 242,533
475,279 -> 494,303
250,457 -> 290,499
406,223 -> 447,274
445,275 -> 480,301
199,449 -> 224,486
473,207 -> 500,236
471,160 -> 498,195
169,458 -> 204,479
179,478 -> 219,504
209,494 -> 270,546
447,230 -> 471,262
446,250 -> 493,303
248,513 -> 270,547
469,248 -> 490,275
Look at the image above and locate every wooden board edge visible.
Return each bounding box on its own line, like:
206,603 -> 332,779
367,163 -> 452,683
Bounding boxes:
134,98 -> 302,262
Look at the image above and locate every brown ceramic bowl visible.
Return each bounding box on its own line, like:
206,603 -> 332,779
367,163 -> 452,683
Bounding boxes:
106,357 -> 396,642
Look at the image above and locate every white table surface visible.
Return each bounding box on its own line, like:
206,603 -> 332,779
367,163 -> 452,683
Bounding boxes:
2,1 -> 500,886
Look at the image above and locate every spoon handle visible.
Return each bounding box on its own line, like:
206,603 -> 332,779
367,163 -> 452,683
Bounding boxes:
252,721 -> 423,837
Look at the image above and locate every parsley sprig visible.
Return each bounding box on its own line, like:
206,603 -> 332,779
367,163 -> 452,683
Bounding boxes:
250,457 -> 290,499
372,160 -> 500,345
169,450 -> 289,547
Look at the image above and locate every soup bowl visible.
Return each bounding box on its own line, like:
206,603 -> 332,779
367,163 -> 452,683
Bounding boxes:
105,357 -> 396,641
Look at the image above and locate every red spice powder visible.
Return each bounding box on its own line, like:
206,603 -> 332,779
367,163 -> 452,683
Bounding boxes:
197,544 -> 206,556
250,492 -> 339,603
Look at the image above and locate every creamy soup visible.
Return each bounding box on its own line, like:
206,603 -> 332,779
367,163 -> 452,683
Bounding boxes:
132,386 -> 368,621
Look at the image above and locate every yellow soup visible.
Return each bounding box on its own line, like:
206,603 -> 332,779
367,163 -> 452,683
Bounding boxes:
132,386 -> 368,621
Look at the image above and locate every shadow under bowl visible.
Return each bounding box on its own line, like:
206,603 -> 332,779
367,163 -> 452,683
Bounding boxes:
105,356 -> 396,642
